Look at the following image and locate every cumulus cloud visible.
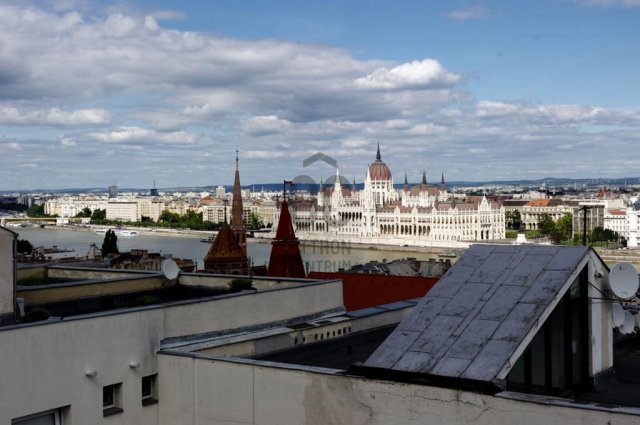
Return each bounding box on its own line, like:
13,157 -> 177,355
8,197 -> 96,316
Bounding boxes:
0,3 -> 638,188
90,127 -> 198,145
354,59 -> 461,91
242,116 -> 292,136
59,134 -> 77,147
0,106 -> 109,126
446,6 -> 491,20
245,150 -> 286,159
406,123 -> 448,135
475,101 -> 640,126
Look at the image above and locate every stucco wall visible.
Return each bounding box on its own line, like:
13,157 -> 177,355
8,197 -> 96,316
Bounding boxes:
0,309 -> 163,424
18,275 -> 169,305
0,279 -> 345,423
178,273 -> 315,292
158,354 -> 639,425
0,229 -> 15,320
163,281 -> 344,338
17,265 -> 46,281
47,267 -> 157,280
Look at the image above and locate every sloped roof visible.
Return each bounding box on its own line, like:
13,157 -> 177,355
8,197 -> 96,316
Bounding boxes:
364,244 -> 590,384
268,201 -> 305,278
203,223 -> 246,262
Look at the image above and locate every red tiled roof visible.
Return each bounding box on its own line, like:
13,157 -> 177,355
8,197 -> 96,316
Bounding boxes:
308,272 -> 439,311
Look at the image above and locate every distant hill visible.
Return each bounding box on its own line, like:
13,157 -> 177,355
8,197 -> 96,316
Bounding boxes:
2,177 -> 640,195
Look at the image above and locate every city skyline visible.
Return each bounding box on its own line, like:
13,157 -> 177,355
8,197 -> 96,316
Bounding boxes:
1,0 -> 639,190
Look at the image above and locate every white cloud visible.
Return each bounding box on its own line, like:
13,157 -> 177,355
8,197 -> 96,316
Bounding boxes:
245,150 -> 286,159
406,123 -> 448,136
475,101 -> 520,118
0,3 -> 638,188
475,101 -> 640,126
341,139 -> 368,148
242,116 -> 292,136
90,127 -> 198,145
354,59 -> 461,90
0,107 -> 109,126
59,134 -> 77,147
446,6 -> 491,20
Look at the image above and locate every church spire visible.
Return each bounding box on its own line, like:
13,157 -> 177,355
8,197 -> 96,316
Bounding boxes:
440,172 -> 446,192
376,141 -> 381,161
403,172 -> 409,192
230,150 -> 247,256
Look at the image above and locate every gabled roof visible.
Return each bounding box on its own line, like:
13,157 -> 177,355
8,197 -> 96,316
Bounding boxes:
0,225 -> 18,238
364,244 -> 592,385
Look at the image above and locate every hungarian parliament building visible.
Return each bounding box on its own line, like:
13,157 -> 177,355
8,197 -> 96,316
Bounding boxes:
278,146 -> 505,248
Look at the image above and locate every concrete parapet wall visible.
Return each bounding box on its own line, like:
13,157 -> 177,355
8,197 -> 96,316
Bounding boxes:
178,272 -> 321,292
164,281 -> 344,338
18,275 -> 168,305
158,353 -> 640,425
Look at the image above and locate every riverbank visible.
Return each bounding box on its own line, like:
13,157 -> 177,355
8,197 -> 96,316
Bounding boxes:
44,224 -> 215,239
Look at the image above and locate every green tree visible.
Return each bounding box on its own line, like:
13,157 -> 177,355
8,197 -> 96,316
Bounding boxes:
555,214 -> 573,242
537,214 -> 556,236
75,207 -> 92,218
159,210 -> 180,224
591,226 -> 606,243
505,210 -> 522,230
17,239 -> 33,254
90,209 -> 107,222
248,211 -> 263,230
101,229 -> 119,256
26,204 -> 47,217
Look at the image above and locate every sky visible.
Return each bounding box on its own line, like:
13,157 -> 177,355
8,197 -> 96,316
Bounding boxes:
1,0 -> 639,190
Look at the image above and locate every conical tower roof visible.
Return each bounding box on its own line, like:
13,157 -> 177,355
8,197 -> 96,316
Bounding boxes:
230,150 -> 247,256
268,200 -> 305,278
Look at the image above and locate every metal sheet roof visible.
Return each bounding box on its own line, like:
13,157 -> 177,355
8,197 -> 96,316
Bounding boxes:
364,244 -> 590,383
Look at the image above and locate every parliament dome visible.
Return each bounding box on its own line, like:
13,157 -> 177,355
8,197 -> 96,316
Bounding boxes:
368,144 -> 392,181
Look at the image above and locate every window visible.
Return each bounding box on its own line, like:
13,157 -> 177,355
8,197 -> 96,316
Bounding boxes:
141,374 -> 158,406
12,409 -> 61,425
103,383 -> 123,417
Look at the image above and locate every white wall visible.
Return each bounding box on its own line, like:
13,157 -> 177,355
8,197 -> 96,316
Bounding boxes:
164,281 -> 344,338
158,354 -> 639,425
0,227 -> 15,321
0,279 -> 344,423
0,309 -> 164,424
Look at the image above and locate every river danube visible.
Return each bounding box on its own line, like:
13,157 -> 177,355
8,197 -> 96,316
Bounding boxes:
13,227 -> 445,272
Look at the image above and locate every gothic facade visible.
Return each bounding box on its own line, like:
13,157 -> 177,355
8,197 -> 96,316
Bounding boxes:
281,146 -> 505,247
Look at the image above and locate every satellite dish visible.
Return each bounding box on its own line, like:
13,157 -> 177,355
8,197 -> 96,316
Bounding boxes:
609,262 -> 639,300
162,259 -> 180,280
621,311 -> 636,335
612,303 -> 625,328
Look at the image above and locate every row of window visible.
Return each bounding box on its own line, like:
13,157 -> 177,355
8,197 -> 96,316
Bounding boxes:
103,374 -> 157,417
294,326 -> 352,345
11,375 -> 157,424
